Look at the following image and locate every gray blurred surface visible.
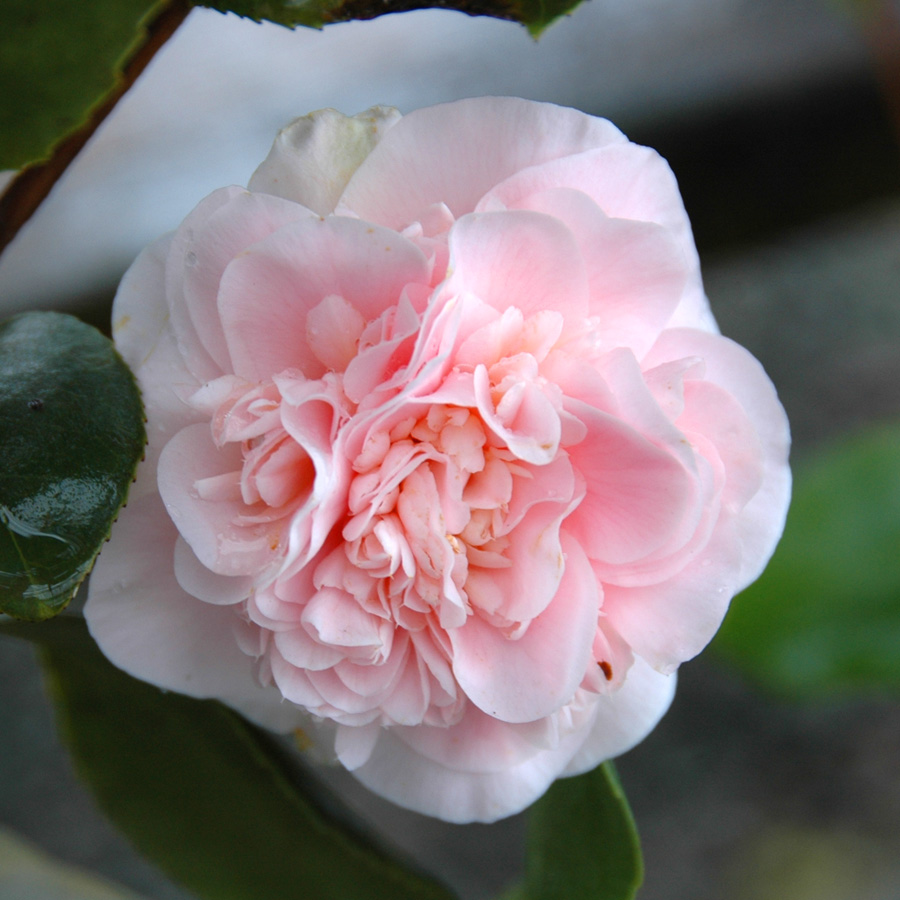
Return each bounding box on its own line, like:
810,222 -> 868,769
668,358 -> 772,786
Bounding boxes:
3,1 -> 900,899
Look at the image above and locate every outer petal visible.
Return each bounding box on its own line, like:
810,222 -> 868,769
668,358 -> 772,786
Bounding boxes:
218,217 -> 429,381
85,491 -> 304,733
643,328 -> 791,589
477,143 -> 714,333
110,235 -> 204,494
167,188 -> 315,376
561,655 -> 676,776
350,706 -> 596,823
500,187 -> 689,357
600,516 -> 743,672
249,106 -> 401,215
564,408 -> 695,566
173,536 -> 253,606
339,97 -> 626,229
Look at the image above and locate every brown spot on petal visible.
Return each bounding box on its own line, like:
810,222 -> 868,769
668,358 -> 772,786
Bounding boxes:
598,661 -> 613,681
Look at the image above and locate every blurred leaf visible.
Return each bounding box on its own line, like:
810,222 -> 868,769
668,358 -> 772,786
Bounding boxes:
1,617 -> 457,900
0,0 -> 170,170
714,422 -> 900,697
0,1 -> 189,255
502,762 -> 642,900
201,0 -> 582,36
0,825 -> 153,900
0,313 -> 145,621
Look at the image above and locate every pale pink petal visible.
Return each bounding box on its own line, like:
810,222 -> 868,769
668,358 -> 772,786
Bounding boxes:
268,644 -> 326,709
496,187 -> 689,358
110,236 -> 205,495
478,480 -> 576,626
306,294 -> 366,372
273,625 -> 344,671
339,97 -> 626,229
173,536 -> 253,605
158,424 -> 284,577
163,187 -> 241,382
473,364 -> 562,466
561,656 -> 676,776
443,210 -> 590,320
218,217 -> 428,381
680,380 -> 764,514
564,407 -> 695,565
450,535 -> 598,724
302,587 -> 387,651
335,721 -> 381,770
378,653 -> 432,726
477,143 -> 715,333
601,515 -> 743,672
594,347 -> 695,468
590,615 -> 635,693
249,106 -> 401,214
112,235 -> 179,378
350,708 -> 596,823
86,492 -> 303,732
643,328 -> 791,588
166,187 -> 314,378
182,191 -> 314,366
307,667 -> 387,717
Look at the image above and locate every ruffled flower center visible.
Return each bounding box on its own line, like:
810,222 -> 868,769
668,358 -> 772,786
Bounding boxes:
336,404 -> 533,633
197,298 -> 599,729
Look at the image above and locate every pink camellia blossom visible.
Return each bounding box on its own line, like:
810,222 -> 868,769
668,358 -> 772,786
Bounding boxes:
86,98 -> 790,823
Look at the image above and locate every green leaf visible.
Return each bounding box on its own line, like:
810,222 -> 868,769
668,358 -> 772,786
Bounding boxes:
713,422 -> 900,697
505,762 -> 642,900
0,0 -> 171,170
0,312 -> 145,621
200,0 -> 583,37
1,617 -> 457,900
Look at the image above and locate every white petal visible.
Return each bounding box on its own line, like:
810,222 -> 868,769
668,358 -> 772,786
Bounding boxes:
562,655 -> 676,776
249,106 -> 401,215
86,492 -> 304,732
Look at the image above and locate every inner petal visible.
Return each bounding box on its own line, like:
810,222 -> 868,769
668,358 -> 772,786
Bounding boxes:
306,294 -> 366,372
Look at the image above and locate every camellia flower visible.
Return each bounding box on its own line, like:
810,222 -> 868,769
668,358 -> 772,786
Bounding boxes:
86,98 -> 790,823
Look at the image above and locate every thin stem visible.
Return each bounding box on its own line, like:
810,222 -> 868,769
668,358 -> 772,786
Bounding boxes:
0,0 -> 193,258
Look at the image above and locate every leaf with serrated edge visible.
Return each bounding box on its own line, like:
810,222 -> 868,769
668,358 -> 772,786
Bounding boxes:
199,0 -> 582,35
0,0 -> 171,170
0,313 -> 145,621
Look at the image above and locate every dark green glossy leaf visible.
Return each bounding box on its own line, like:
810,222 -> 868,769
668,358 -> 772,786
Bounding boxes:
0,313 -> 145,621
1,617 -> 457,900
503,762 -> 642,900
0,0 -> 168,170
201,0 -> 582,37
713,422 -> 900,697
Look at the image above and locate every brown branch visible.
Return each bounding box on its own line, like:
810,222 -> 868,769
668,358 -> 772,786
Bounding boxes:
0,0 -> 193,258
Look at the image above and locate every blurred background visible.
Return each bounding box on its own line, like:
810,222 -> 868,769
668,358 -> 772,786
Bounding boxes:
2,0 -> 899,897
